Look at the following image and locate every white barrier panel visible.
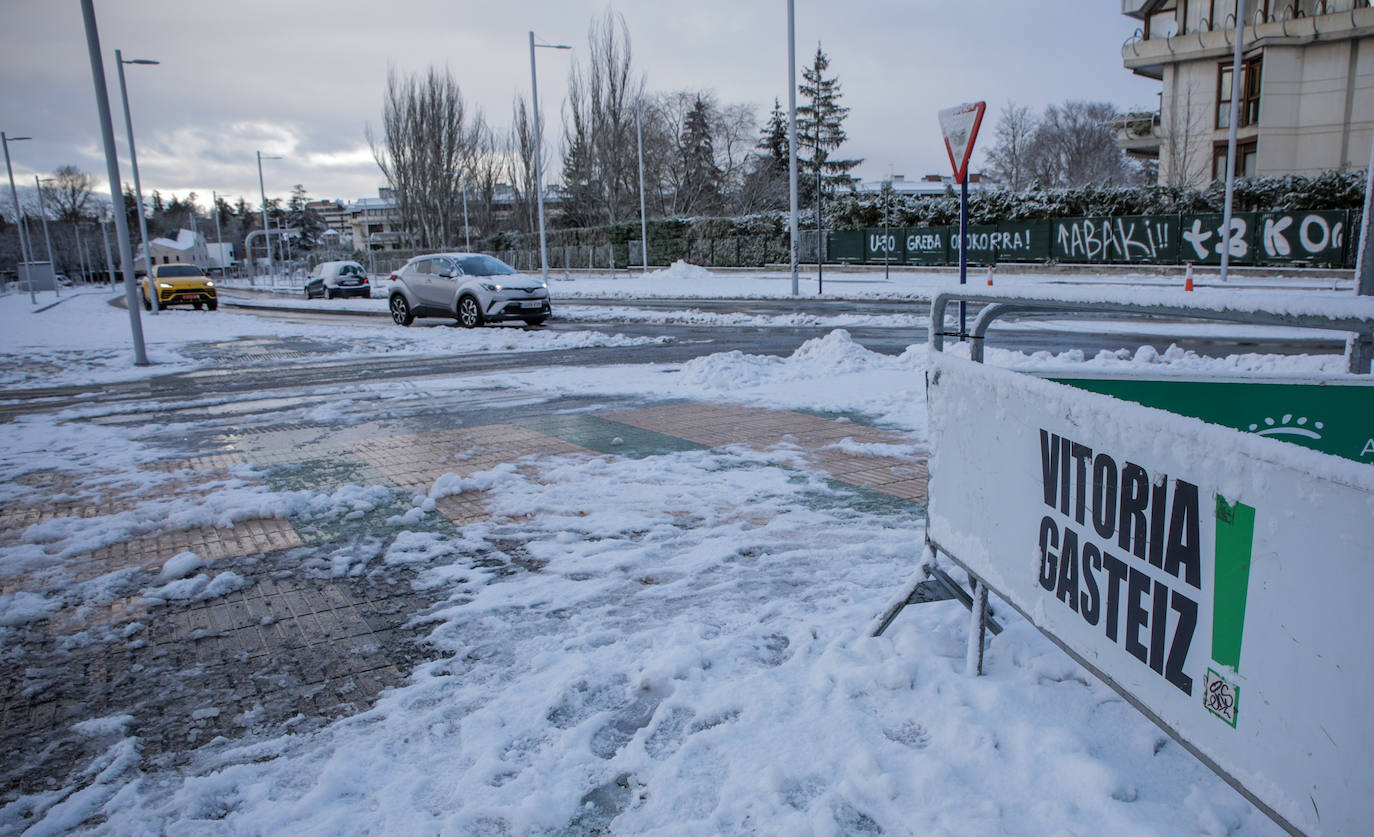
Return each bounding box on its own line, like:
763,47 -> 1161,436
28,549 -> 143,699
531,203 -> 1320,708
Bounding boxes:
927,352 -> 1374,836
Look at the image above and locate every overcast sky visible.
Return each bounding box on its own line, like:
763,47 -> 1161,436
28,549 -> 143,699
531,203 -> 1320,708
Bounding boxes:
1,1 -> 1158,210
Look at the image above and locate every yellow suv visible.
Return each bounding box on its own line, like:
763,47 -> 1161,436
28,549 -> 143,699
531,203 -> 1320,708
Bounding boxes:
142,263 -> 217,311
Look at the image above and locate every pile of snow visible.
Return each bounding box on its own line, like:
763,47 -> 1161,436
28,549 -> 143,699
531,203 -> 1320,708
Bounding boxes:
647,260 -> 714,285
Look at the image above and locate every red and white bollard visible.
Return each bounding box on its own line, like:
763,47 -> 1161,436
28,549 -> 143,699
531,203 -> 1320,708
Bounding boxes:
986,265 -> 995,286
1185,262 -> 1195,292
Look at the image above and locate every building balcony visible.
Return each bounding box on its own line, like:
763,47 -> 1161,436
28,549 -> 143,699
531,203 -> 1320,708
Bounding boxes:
1108,111 -> 1164,158
1123,4 -> 1374,78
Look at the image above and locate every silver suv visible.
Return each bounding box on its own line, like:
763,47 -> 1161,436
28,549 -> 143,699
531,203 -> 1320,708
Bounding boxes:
387,253 -> 551,328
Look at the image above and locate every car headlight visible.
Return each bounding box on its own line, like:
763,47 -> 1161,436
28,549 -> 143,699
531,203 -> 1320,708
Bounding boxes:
481,282 -> 503,292
158,282 -> 174,289
204,280 -> 215,287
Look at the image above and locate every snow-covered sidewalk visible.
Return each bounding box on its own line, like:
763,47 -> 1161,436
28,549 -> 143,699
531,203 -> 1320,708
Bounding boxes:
2,276 -> 1337,834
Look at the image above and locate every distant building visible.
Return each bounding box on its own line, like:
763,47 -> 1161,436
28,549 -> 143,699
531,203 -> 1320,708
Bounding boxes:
306,199 -> 353,247
1120,0 -> 1374,187
349,191 -> 411,252
853,173 -> 995,196
130,228 -> 209,274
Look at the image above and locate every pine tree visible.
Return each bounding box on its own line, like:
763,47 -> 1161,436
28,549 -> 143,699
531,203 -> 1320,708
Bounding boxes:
286,184 -> 322,250
680,96 -> 722,214
797,45 -> 861,202
759,98 -> 789,173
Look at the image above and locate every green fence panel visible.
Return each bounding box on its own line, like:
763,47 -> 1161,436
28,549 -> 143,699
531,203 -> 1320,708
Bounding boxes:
863,228 -> 906,264
829,229 -> 865,263
903,227 -> 950,265
1255,209 -> 1350,267
1177,212 -> 1258,266
993,220 -> 1051,263
1051,215 -> 1177,264
958,225 -> 1001,265
1051,374 -> 1374,464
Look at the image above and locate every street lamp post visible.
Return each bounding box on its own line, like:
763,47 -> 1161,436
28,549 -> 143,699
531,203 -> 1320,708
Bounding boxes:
34,176 -> 58,296
1218,0 -> 1248,284
612,101 -> 650,274
2,132 -> 35,303
211,190 -> 223,273
115,49 -> 160,313
461,174 -> 471,251
100,217 -> 116,288
528,31 -> 571,285
787,0 -> 800,296
81,0 -> 147,364
257,150 -> 282,284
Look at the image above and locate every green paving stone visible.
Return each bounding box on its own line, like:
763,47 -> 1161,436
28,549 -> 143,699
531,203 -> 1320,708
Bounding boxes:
515,414 -> 708,459
258,455 -> 456,544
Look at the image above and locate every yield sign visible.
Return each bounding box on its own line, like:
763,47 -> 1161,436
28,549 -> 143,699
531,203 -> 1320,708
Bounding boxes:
938,101 -> 987,185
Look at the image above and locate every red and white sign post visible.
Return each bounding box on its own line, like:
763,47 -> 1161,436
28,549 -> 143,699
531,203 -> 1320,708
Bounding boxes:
938,101 -> 986,339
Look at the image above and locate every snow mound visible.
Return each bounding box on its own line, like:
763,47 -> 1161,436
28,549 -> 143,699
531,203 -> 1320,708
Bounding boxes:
647,260 -> 714,284
0,590 -> 61,626
158,551 -> 203,581
142,571 -> 249,605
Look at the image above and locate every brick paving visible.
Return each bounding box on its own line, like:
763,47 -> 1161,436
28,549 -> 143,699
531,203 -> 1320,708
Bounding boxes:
1,398 -> 926,805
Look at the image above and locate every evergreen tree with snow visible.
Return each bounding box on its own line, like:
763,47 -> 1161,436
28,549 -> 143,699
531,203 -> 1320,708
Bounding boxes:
797,45 -> 861,203
680,96 -> 722,214
759,98 -> 789,174
286,184 -> 323,250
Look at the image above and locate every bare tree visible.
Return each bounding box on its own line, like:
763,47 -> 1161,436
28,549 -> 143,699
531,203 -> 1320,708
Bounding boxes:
368,66 -> 484,249
507,95 -> 541,235
1161,82 -> 1211,188
983,102 -> 1038,192
1026,100 -> 1136,188
42,165 -> 96,222
561,10 -> 646,227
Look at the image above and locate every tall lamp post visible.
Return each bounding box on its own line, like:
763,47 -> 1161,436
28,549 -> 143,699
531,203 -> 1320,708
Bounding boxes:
612,101 -> 649,274
528,31 -> 571,285
461,174 -> 471,252
35,176 -> 58,296
257,150 -> 282,283
81,0 -> 147,364
2,132 -> 35,303
115,49 -> 160,313
787,0 -> 800,296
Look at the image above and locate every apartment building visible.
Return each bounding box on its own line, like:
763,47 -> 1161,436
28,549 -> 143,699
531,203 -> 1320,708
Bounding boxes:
1120,0 -> 1374,186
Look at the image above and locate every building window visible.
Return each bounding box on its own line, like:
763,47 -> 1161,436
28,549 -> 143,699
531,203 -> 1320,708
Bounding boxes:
1212,138 -> 1258,181
1217,56 -> 1262,129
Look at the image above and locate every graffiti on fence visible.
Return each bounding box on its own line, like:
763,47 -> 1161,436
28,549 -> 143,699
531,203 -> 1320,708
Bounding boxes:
1260,211 -> 1347,264
1181,215 -> 1249,262
1054,216 -> 1173,263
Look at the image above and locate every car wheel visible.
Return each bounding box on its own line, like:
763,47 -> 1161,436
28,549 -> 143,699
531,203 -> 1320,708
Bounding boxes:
304,287 -> 313,299
193,301 -> 203,310
390,295 -> 414,326
326,288 -> 335,299
457,296 -> 484,328
522,316 -> 547,326
207,299 -> 218,311
142,294 -> 151,311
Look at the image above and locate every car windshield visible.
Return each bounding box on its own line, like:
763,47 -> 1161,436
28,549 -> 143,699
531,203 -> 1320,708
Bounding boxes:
158,265 -> 204,278
337,264 -> 364,276
455,255 -> 517,277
